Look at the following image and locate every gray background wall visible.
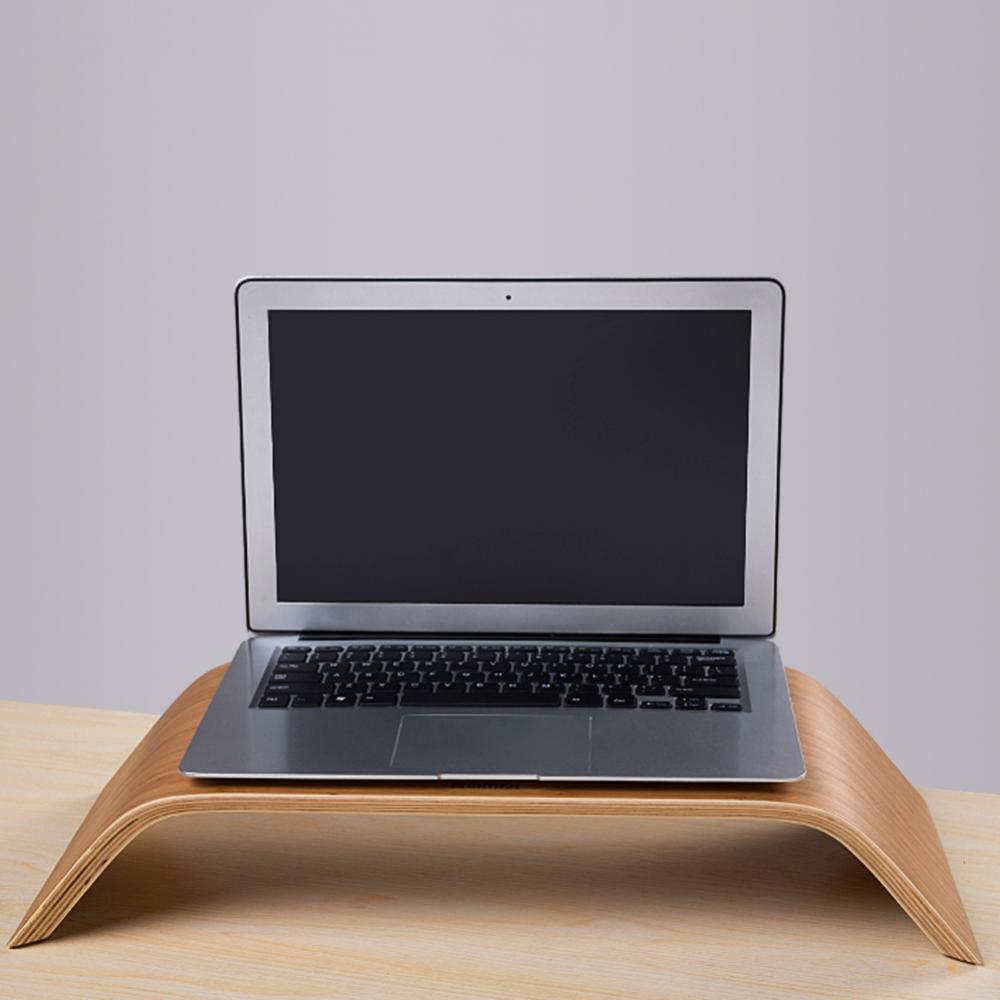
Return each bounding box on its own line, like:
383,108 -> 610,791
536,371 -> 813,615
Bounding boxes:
2,1 -> 998,792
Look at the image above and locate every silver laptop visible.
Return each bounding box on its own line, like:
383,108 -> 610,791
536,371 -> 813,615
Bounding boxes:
181,278 -> 805,782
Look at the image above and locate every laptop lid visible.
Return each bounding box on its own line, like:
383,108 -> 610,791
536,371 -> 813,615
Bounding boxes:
236,278 -> 783,636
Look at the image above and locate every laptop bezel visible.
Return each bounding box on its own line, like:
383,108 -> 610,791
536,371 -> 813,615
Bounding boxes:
236,277 -> 783,636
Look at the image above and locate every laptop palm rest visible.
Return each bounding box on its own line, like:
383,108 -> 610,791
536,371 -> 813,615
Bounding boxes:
390,714 -> 592,778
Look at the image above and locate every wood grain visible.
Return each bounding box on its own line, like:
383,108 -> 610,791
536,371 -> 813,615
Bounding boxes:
5,666 -> 982,964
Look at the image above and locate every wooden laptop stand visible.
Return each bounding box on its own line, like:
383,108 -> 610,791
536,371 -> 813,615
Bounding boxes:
8,666 -> 982,964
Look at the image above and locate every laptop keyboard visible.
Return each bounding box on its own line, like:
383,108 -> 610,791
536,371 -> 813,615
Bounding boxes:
256,643 -> 743,711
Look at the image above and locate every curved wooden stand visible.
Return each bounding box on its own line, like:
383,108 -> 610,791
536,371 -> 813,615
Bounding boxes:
8,666 -> 982,963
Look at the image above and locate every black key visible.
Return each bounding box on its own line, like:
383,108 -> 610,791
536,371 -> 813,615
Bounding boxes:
689,676 -> 737,688
355,670 -> 388,683
351,645 -> 376,651
282,646 -> 311,653
325,693 -> 356,707
404,682 -> 435,694
291,694 -> 323,707
711,703 -> 744,711
424,668 -> 453,682
565,694 -> 603,707
314,646 -> 344,655
676,697 -> 707,710
640,701 -> 672,709
279,661 -> 320,672
629,654 -> 656,665
519,666 -> 549,679
372,682 -> 401,693
472,650 -> 500,663
360,692 -> 398,706
438,649 -> 468,661
345,650 -> 372,662
695,655 -> 737,666
456,670 -> 486,683
271,671 -> 315,683
507,651 -> 530,662
709,665 -> 739,679
567,683 -> 599,695
607,695 -> 637,708
336,682 -> 368,695
310,653 -> 341,664
670,686 -> 699,697
400,691 -> 561,707
259,694 -> 290,708
278,651 -> 307,664
504,682 -> 534,694
266,682 -> 327,695
477,644 -> 506,652
444,645 -> 473,652
532,650 -> 561,663
470,682 -> 501,693
489,669 -> 516,681
510,645 -> 539,653
406,650 -> 435,661
636,685 -> 667,697
375,650 -> 404,661
379,644 -> 409,651
536,682 -> 565,694
388,669 -> 422,683
437,683 -> 468,694
702,687 -> 741,699
410,644 -> 441,651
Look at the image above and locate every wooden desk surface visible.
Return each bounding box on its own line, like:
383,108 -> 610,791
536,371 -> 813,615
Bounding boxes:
1,700 -> 997,999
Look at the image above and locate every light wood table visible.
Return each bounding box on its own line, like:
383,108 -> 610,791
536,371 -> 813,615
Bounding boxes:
1,697 -> 997,999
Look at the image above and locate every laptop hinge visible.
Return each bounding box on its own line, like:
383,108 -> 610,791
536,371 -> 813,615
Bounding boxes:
297,631 -> 723,644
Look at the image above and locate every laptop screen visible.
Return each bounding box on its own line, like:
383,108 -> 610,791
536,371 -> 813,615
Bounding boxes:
267,308 -> 751,608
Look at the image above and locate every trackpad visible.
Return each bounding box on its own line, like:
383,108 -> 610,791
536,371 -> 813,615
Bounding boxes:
390,714 -> 591,777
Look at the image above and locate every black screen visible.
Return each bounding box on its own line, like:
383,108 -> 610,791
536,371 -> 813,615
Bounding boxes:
268,309 -> 751,606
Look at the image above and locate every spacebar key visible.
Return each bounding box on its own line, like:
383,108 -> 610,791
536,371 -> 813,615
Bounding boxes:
400,691 -> 562,707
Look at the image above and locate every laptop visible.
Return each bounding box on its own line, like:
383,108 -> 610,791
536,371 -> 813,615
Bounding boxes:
180,277 -> 805,782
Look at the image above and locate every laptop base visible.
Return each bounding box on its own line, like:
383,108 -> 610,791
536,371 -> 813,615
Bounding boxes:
180,636 -> 803,782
